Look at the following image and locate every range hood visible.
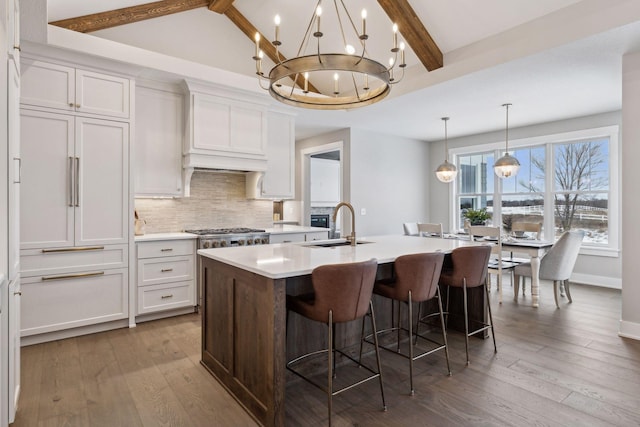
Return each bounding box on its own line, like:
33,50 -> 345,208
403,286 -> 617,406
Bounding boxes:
182,79 -> 269,196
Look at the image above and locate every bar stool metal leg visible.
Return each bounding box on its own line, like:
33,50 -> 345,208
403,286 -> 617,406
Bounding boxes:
463,278 -> 470,365
369,301 -> 387,411
436,287 -> 452,376
327,309 -> 334,427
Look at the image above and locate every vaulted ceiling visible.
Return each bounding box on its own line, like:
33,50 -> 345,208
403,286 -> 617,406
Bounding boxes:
43,1 -> 640,140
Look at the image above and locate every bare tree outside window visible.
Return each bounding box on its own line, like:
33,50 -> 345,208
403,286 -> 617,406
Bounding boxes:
525,140 -> 608,235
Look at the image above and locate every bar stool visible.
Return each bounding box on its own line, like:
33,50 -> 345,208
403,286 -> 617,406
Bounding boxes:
286,259 -> 386,426
438,245 -> 494,365
368,252 -> 451,395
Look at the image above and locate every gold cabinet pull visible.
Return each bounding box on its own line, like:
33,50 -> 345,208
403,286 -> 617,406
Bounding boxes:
161,268 -> 174,273
42,246 -> 104,253
161,294 -> 174,299
42,271 -> 105,281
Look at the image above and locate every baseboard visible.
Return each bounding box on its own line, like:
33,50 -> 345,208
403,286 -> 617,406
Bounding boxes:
619,320 -> 640,341
134,306 -> 197,324
21,319 -> 129,346
570,272 -> 621,289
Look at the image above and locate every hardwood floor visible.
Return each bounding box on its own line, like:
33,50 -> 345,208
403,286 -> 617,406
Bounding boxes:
13,283 -> 640,427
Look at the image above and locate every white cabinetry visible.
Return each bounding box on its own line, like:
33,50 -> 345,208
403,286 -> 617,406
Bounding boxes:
7,277 -> 19,421
311,157 -> 341,206
20,58 -> 130,119
136,239 -> 196,316
20,109 -> 129,249
134,85 -> 183,196
246,111 -> 295,199
21,268 -> 128,337
269,230 -> 329,244
8,58 -> 19,279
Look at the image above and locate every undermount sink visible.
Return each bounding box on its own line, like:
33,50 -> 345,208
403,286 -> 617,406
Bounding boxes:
305,239 -> 374,248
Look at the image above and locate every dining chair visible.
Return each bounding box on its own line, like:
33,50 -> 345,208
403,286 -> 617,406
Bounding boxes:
469,226 -> 519,303
513,230 -> 585,308
286,259 -> 386,426
511,222 -> 542,239
417,222 -> 443,237
507,221 -> 543,265
367,252 -> 450,395
403,222 -> 419,236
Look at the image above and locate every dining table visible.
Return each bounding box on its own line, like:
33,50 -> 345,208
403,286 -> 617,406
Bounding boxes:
500,238 -> 553,307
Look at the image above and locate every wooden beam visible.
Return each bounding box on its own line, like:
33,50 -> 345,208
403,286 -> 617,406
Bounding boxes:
224,6 -> 320,93
208,0 -> 235,14
377,0 -> 443,71
49,0 -> 209,33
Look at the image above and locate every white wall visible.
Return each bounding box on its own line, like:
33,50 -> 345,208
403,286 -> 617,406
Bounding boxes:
428,111 -> 622,287
349,128 -> 430,236
620,52 -> 640,339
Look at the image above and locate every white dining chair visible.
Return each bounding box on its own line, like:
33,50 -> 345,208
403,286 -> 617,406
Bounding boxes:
403,222 -> 419,236
417,223 -> 443,237
513,230 -> 585,308
507,221 -> 543,265
469,226 -> 518,303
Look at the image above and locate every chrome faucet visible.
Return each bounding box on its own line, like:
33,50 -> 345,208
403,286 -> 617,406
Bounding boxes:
333,202 -> 356,246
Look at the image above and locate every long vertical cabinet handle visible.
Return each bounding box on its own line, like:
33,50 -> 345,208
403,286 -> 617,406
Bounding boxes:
75,157 -> 80,207
13,157 -> 20,183
68,156 -> 74,207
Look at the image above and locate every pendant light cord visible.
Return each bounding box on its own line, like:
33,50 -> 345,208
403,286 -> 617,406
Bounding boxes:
442,117 -> 449,161
503,103 -> 511,153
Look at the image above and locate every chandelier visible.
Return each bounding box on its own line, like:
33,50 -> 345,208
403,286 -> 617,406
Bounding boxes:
252,0 -> 406,110
494,103 -> 521,178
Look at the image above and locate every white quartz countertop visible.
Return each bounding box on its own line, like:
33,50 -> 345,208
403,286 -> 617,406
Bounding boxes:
265,225 -> 330,234
198,234 -> 481,279
135,232 -> 198,242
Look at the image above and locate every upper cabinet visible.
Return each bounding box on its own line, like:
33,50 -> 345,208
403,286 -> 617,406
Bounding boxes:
246,111 -> 296,200
134,85 -> 184,197
20,58 -> 131,119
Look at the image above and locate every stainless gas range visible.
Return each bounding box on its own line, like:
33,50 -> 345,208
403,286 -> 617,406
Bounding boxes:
185,227 -> 270,249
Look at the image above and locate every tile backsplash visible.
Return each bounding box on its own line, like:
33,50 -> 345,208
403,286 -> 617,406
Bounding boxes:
135,172 -> 273,233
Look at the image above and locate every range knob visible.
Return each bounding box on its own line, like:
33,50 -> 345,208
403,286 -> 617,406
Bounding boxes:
238,240 -> 246,246
212,241 -> 220,248
220,241 -> 228,247
262,238 -> 269,244
202,241 -> 211,249
247,238 -> 254,245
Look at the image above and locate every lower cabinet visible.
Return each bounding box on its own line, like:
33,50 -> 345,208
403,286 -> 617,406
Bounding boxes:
21,268 -> 128,337
269,230 -> 329,244
136,238 -> 196,317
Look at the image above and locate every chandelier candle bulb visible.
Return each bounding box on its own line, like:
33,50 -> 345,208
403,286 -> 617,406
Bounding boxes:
364,73 -> 369,90
333,73 -> 339,94
274,15 -> 280,44
254,32 -> 260,59
400,42 -> 406,66
392,23 -> 399,51
361,9 -> 367,36
316,6 -> 322,35
304,72 -> 309,93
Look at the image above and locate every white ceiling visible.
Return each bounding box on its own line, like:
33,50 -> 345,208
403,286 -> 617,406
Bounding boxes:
46,0 -> 640,141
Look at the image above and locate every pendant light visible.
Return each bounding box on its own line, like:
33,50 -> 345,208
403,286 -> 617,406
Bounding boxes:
494,103 -> 520,178
435,117 -> 458,183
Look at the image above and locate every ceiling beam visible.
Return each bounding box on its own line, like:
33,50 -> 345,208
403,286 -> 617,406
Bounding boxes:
377,0 -> 443,71
208,0 -> 235,14
224,6 -> 320,93
49,0 -> 209,33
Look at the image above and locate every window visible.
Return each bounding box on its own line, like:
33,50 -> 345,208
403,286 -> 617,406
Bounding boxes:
451,126 -> 618,254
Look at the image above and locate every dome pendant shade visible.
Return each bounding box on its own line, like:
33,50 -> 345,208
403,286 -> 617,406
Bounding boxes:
494,103 -> 520,179
435,116 -> 457,183
494,153 -> 520,178
436,159 -> 458,183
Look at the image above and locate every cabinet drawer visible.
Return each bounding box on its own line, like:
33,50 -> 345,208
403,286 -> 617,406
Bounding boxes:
21,268 -> 128,336
269,233 -> 305,244
137,281 -> 195,315
137,256 -> 194,286
137,240 -> 194,258
305,231 -> 329,241
20,244 -> 128,277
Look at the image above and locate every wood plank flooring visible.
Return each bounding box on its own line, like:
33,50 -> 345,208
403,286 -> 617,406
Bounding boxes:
13,282 -> 640,427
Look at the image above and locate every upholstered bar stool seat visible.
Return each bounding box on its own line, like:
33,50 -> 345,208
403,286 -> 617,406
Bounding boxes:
287,259 -> 386,426
438,245 -> 495,365
369,252 -> 451,395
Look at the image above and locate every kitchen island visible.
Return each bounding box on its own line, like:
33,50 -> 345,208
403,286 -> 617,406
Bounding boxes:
198,235 -> 482,426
